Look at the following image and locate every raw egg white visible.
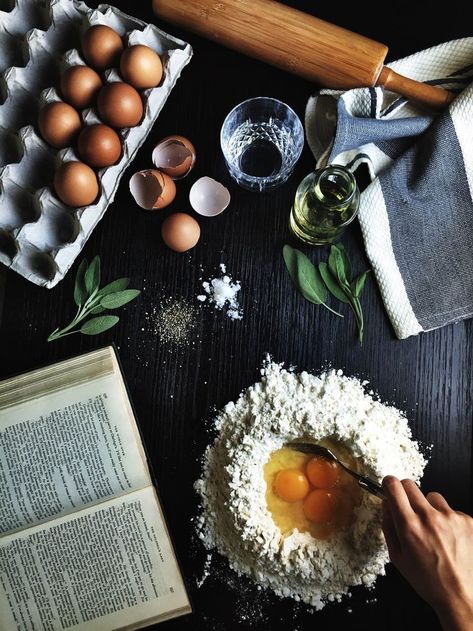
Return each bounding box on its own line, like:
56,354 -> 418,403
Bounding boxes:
120,45 -> 163,89
152,135 -> 196,179
38,101 -> 82,149
161,213 -> 200,252
97,82 -> 143,128
54,161 -> 99,207
129,169 -> 176,210
60,65 -> 102,109
77,124 -> 122,168
82,25 -> 123,70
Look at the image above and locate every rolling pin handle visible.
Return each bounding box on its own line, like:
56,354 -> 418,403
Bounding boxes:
376,67 -> 454,110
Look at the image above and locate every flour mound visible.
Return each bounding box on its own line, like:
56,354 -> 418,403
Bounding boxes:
195,361 -> 427,609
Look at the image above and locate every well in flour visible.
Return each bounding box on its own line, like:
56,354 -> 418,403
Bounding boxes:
195,360 -> 427,609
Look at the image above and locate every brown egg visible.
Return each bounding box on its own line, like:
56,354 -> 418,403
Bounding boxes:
97,82 -> 143,128
77,124 -> 122,168
152,135 -> 196,179
60,65 -> 102,109
161,213 -> 200,252
82,25 -> 123,70
38,102 -> 82,149
120,45 -> 163,89
54,161 -> 99,207
129,169 -> 176,209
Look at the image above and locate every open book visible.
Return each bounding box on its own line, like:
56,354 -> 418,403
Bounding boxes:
0,346 -> 191,630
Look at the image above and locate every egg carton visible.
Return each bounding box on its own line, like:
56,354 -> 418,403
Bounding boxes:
0,0 -> 192,287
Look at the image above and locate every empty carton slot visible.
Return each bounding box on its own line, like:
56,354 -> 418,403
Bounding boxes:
0,126 -> 23,168
20,247 -> 57,282
0,31 -> 29,73
6,130 -> 57,189
3,2 -> 53,36
22,206 -> 80,250
0,184 -> 38,230
0,229 -> 17,262
8,50 -> 61,101
47,19 -> 81,53
0,83 -> 39,126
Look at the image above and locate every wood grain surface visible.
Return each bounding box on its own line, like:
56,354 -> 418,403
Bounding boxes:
0,2 -> 471,630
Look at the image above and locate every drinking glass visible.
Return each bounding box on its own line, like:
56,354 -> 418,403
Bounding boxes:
220,97 -> 304,192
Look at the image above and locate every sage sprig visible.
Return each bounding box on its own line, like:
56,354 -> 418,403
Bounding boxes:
283,245 -> 343,317
324,244 -> 370,343
47,255 -> 140,342
283,243 -> 370,344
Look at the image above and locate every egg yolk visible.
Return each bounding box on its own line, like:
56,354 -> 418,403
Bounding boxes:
306,456 -> 341,489
303,489 -> 339,523
273,469 -> 310,502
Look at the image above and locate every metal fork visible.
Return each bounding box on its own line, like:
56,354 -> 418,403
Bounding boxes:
288,442 -> 386,501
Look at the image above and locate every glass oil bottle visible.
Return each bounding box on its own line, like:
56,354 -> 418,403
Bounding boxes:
289,165 -> 360,245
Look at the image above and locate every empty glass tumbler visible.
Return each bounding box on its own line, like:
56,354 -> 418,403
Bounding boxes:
220,97 -> 304,192
289,165 -> 360,245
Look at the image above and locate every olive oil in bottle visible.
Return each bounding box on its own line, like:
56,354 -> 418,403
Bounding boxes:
290,165 -> 359,245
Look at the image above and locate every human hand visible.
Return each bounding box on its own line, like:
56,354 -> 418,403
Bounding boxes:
382,476 -> 473,631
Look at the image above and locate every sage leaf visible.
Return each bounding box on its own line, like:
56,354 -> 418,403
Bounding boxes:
100,289 -> 141,309
85,255 -> 101,296
98,277 -> 130,298
74,259 -> 88,307
90,305 -> 106,315
335,244 -> 352,283
80,315 -> 119,336
283,245 -> 343,317
328,245 -> 349,288
319,262 -> 350,304
351,270 -> 371,298
283,245 -> 327,305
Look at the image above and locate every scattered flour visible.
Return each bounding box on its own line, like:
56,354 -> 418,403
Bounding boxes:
197,264 -> 242,320
195,361 -> 427,609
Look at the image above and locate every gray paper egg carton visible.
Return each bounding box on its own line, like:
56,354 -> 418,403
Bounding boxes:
0,0 -> 192,287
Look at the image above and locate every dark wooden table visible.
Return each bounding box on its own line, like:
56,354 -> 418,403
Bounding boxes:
1,2 -> 471,630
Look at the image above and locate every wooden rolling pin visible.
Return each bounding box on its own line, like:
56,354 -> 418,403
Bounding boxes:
153,0 -> 453,109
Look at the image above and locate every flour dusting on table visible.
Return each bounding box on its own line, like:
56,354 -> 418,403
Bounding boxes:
195,361 -> 427,609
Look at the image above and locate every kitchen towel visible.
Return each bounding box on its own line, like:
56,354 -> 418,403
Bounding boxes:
305,38 -> 473,339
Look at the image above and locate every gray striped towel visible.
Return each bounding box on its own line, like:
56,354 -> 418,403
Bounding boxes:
305,38 -> 473,339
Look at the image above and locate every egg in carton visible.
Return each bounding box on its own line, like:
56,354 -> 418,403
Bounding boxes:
0,0 -> 192,287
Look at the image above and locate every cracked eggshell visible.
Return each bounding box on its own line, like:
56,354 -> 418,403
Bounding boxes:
129,169 -> 176,210
189,176 -> 230,217
152,135 -> 196,179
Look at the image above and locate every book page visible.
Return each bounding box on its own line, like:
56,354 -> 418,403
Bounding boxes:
0,487 -> 190,631
0,374 -> 150,536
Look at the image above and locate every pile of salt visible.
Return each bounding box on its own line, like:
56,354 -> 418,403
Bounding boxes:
197,264 -> 242,320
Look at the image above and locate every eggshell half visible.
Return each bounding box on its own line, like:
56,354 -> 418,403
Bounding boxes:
129,169 -> 176,210
189,176 -> 230,217
152,135 -> 196,179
